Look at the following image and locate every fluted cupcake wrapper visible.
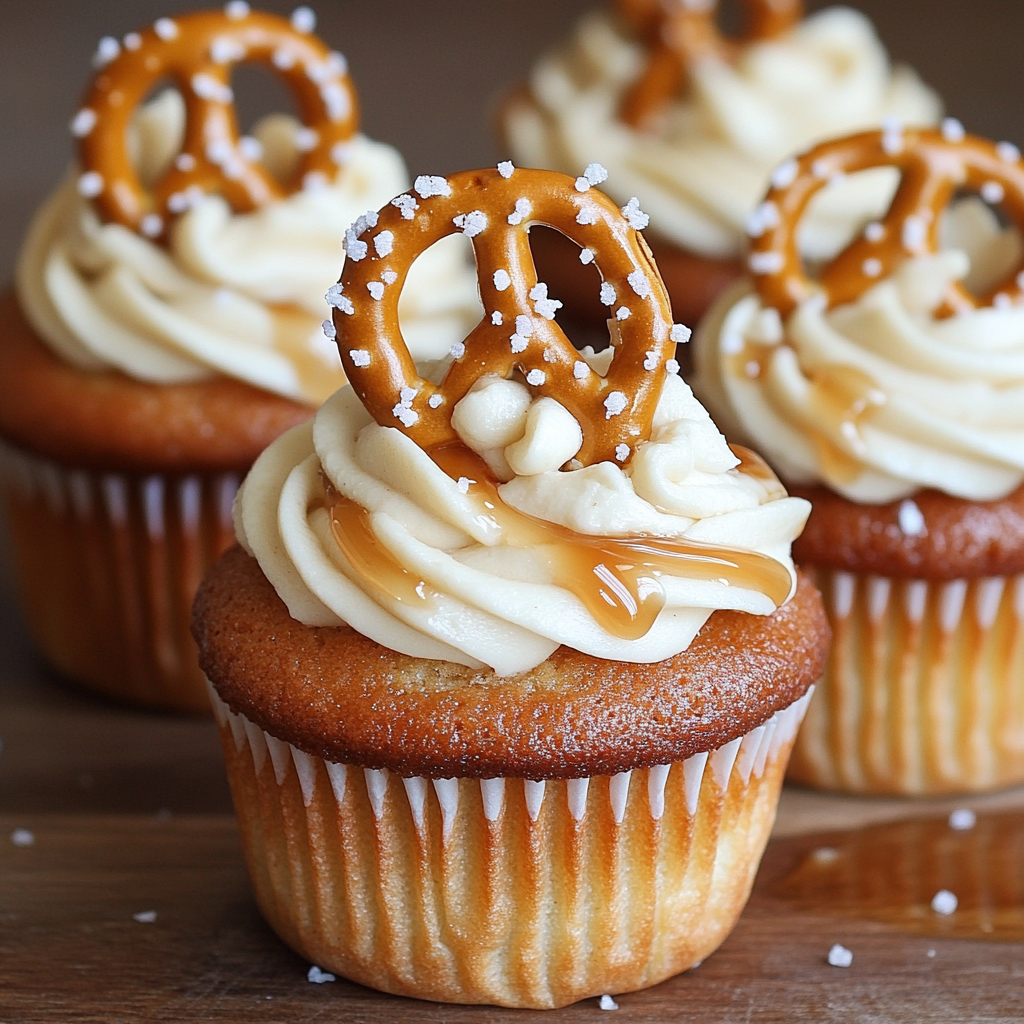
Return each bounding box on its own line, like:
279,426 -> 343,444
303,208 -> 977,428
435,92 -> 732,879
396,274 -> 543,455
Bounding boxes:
208,683 -> 812,1009
0,438 -> 240,712
788,567 -> 1024,795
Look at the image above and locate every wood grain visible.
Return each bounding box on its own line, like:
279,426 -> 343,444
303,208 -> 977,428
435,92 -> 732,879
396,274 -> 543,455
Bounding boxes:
2,812 -> 1024,1023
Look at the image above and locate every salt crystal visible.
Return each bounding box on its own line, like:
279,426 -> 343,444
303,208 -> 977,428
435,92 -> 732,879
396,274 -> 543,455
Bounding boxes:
604,392 -> 628,418
898,499 -> 926,537
413,175 -> 451,199
291,6 -> 316,33
949,808 -> 976,831
70,109 -> 97,138
454,210 -> 488,237
827,943 -> 853,968
307,965 -> 336,984
621,197 -> 649,230
627,270 -> 651,298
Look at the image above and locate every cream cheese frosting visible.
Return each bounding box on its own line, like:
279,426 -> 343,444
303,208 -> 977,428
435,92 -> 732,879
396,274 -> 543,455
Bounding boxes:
236,352 -> 809,676
694,199 -> 1024,503
503,7 -> 941,260
16,90 -> 482,406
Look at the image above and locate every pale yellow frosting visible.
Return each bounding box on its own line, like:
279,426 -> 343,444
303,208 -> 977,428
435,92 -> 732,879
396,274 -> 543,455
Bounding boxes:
694,200 -> 1024,503
236,353 -> 809,675
504,7 -> 941,260
16,90 -> 481,405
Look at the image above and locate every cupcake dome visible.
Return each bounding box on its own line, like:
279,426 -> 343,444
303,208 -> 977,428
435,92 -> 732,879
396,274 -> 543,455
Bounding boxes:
694,123 -> 1024,793
0,6 -> 481,712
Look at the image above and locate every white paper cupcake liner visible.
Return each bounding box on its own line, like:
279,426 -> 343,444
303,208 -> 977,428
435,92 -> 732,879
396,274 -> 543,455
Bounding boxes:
789,567 -> 1024,794
209,682 -> 812,1008
0,437 -> 239,712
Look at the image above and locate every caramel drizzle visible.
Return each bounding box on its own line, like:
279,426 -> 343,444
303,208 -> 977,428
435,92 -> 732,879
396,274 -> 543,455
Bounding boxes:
270,304 -> 346,406
729,340 -> 887,485
328,444 -> 792,642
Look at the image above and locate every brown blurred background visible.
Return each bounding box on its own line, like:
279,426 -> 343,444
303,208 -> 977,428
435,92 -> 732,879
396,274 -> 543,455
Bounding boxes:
1,0 -> 1023,284
0,0 -> 1022,814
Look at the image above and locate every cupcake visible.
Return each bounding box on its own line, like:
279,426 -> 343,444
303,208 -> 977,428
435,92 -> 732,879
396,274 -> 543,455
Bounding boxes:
193,166 -> 828,1006
694,123 -> 1024,795
500,0 -> 940,327
0,6 -> 480,712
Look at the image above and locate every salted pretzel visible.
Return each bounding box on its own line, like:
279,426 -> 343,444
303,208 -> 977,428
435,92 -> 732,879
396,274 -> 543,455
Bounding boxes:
329,168 -> 684,467
76,7 -> 358,236
618,0 -> 803,128
748,126 -> 1024,319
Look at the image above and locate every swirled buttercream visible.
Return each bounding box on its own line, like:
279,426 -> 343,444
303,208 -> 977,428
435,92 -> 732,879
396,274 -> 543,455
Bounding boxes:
694,199 -> 1024,503
503,7 -> 940,260
16,90 -> 482,405
236,356 -> 809,676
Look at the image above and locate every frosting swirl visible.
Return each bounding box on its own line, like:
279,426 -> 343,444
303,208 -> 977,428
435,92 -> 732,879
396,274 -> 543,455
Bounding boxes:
16,90 -> 481,406
236,356 -> 809,675
503,7 -> 940,260
694,200 -> 1024,503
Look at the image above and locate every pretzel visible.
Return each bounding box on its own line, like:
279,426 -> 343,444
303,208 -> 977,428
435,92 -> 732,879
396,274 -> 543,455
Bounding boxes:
617,0 -> 803,128
328,168 -> 685,468
748,126 -> 1024,319
75,7 -> 358,237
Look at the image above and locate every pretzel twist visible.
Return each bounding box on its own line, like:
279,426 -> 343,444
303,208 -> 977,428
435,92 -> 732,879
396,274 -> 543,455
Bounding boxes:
748,127 -> 1024,319
330,168 -> 678,468
617,0 -> 803,128
77,9 -> 358,236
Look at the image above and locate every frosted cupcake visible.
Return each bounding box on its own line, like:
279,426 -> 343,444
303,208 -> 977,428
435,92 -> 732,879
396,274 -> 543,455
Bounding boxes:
194,166 -> 828,1006
0,6 -> 480,712
501,0 -> 940,326
694,123 -> 1024,794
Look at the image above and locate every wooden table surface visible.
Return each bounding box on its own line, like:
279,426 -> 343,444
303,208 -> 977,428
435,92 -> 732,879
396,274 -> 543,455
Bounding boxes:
4,2 -> 1024,1020
3,542 -> 1024,1022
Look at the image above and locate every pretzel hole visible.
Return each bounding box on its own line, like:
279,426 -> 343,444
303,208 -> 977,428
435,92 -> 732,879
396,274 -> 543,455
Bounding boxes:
941,194 -> 1023,298
398,234 -> 484,364
131,87 -> 188,188
232,61 -> 300,133
714,2 -> 747,37
796,166 -> 900,269
524,226 -> 611,352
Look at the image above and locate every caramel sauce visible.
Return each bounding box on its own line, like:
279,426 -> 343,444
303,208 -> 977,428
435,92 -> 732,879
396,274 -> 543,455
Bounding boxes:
731,341 -> 886,486
806,364 -> 887,485
271,304 -> 346,406
327,443 -> 793,642
773,812 -> 1024,940
730,444 -> 788,501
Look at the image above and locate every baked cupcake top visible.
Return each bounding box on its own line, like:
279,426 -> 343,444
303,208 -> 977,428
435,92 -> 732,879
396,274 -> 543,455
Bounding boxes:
694,124 -> 1024,505
234,165 -> 810,676
16,5 -> 480,407
502,2 -> 940,262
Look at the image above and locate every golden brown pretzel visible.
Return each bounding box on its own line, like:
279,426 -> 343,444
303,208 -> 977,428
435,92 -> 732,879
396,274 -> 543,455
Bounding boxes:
748,125 -> 1024,318
76,7 -> 358,236
617,0 -> 803,128
328,167 -> 685,467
